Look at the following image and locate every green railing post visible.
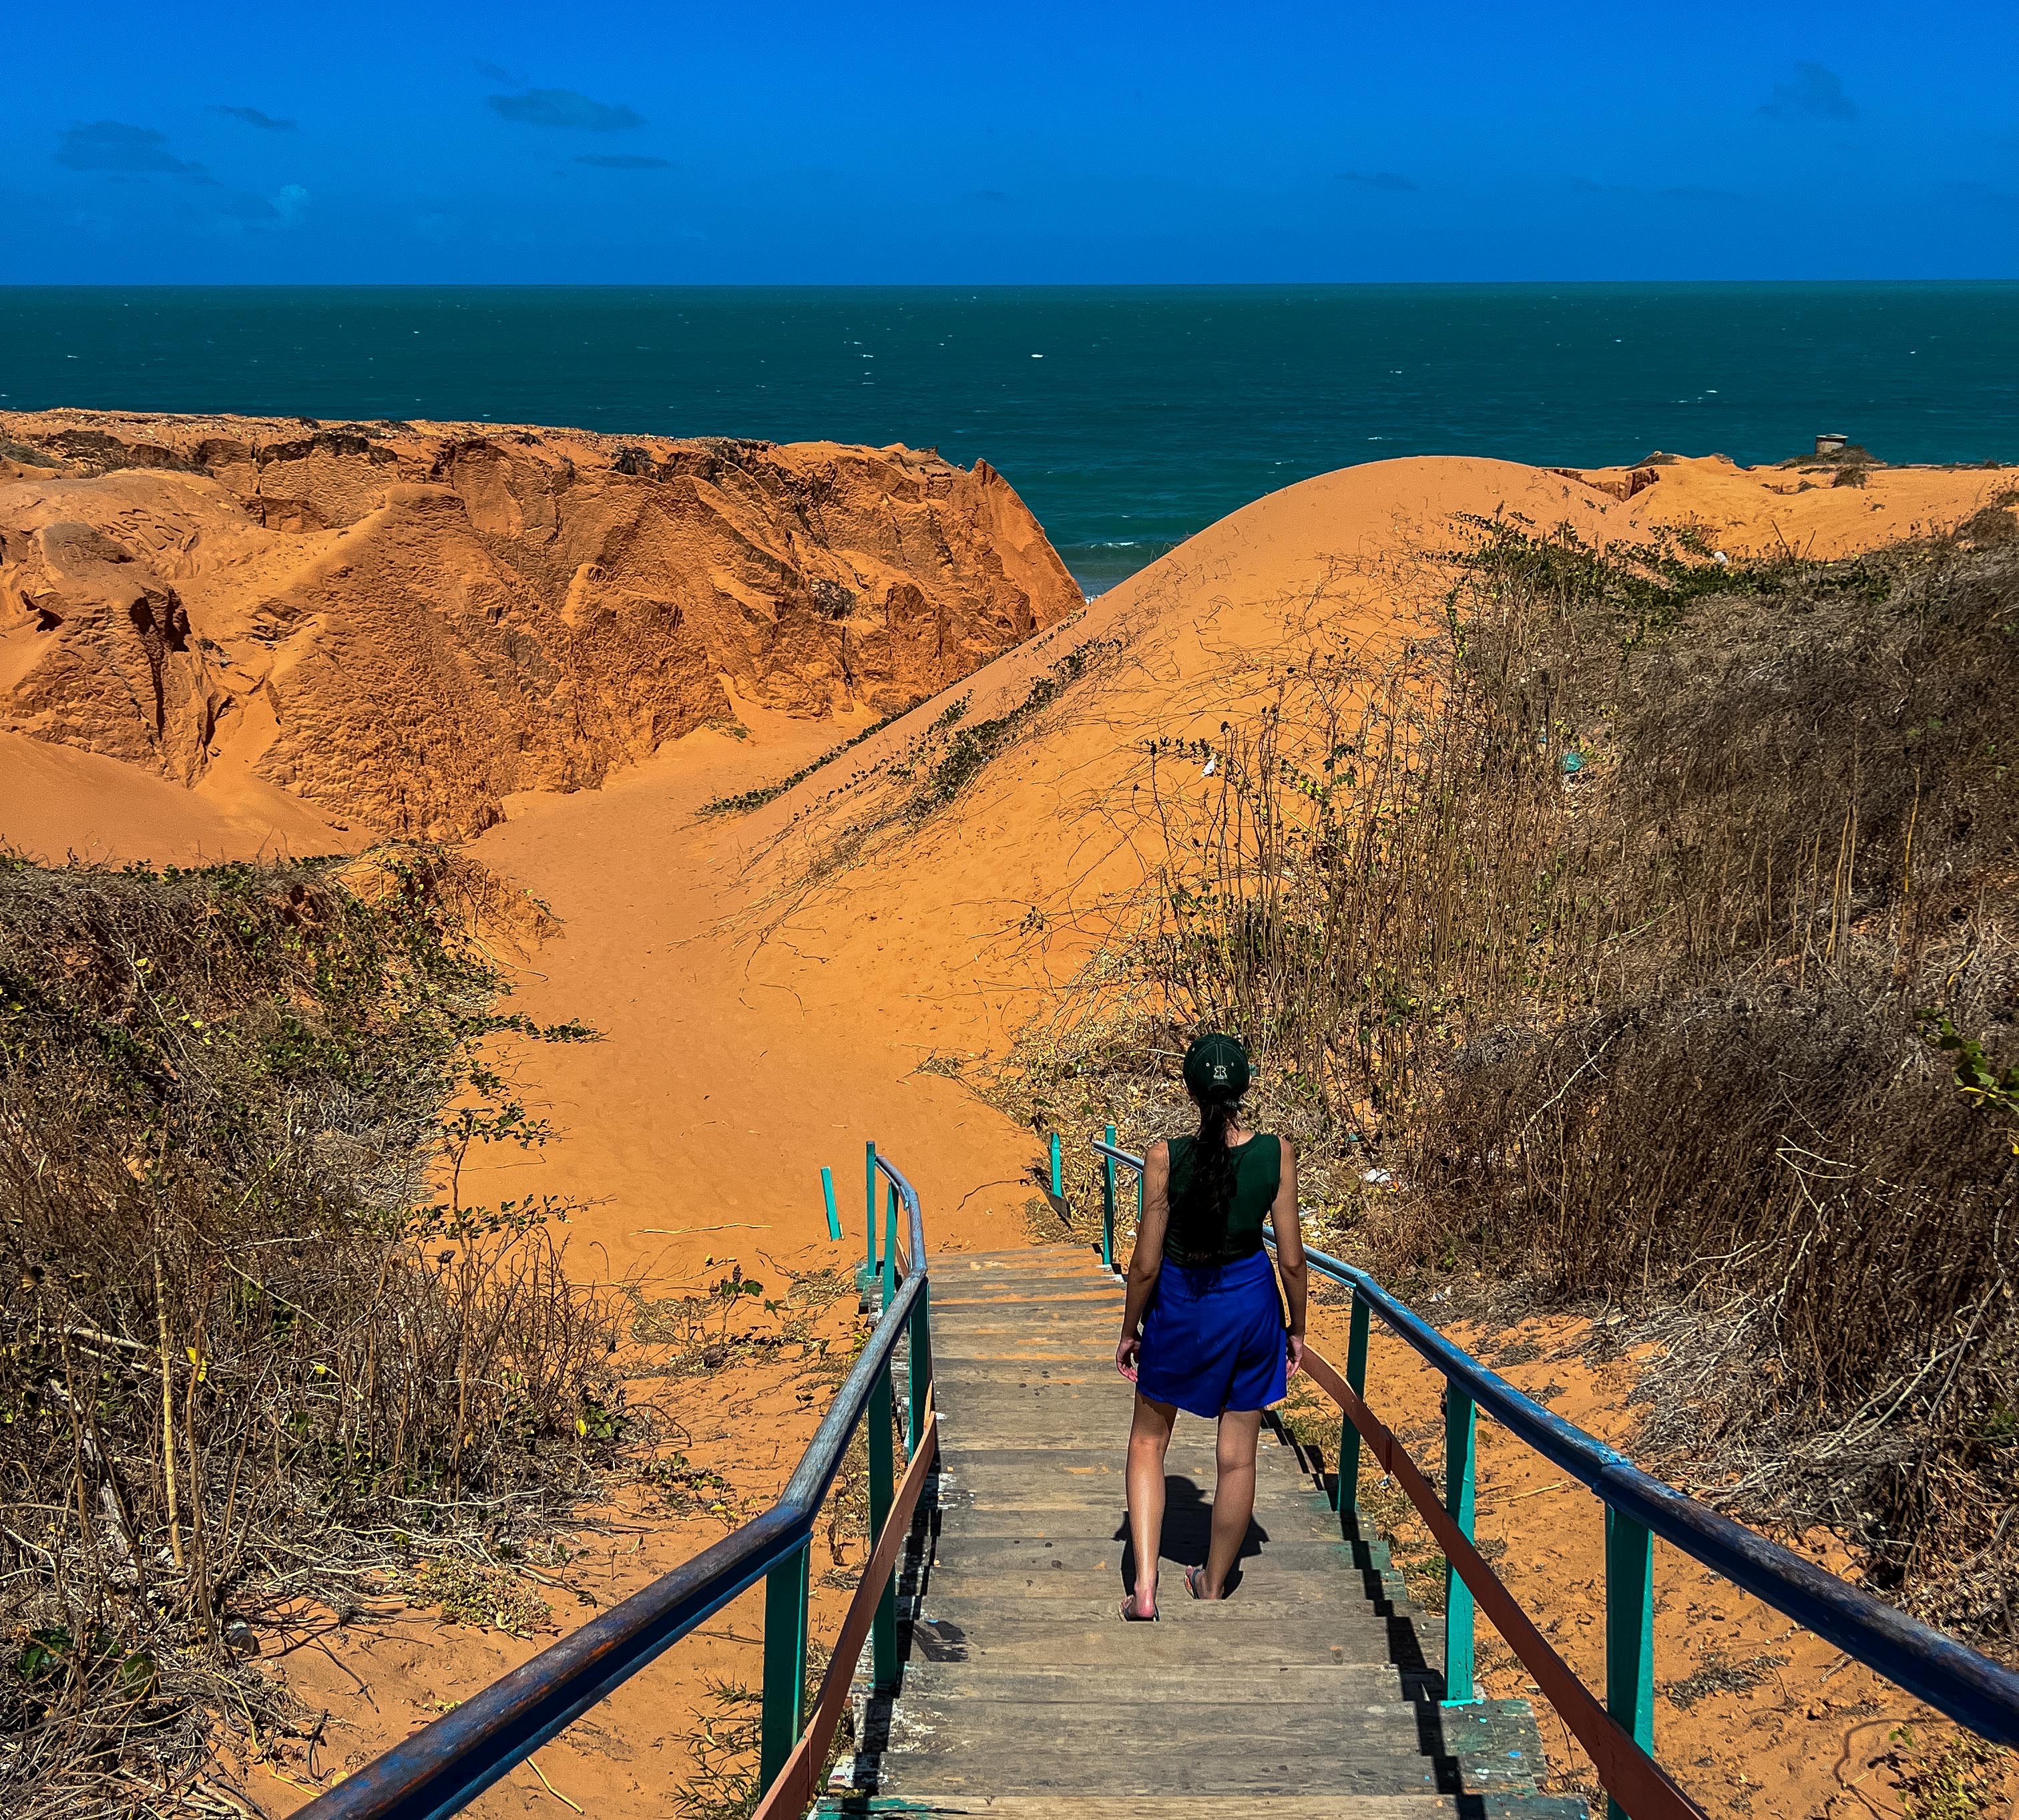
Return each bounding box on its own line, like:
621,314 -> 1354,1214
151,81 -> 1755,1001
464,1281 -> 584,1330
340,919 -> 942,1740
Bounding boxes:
1335,1289 -> 1371,1534
758,1540 -> 809,1789
1049,1131 -> 1063,1200
1605,1505 -> 1656,1820
863,1141 -> 879,1281
1101,1124 -> 1117,1271
820,1166 -> 841,1241
1442,1383 -> 1478,1706
882,1182 -> 899,1309
869,1362 -> 898,1687
908,1282 -> 932,1453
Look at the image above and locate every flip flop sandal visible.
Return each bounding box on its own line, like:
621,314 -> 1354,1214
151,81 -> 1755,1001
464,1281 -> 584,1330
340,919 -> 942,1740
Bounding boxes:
1120,1594 -> 1158,1622
1184,1566 -> 1210,1601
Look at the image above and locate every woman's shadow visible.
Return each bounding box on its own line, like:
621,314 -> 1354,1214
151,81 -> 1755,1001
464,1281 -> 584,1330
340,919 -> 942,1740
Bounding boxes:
1114,1473 -> 1268,1596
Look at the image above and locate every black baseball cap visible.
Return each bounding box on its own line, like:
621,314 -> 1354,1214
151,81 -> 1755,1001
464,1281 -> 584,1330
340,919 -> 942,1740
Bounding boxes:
1183,1032 -> 1251,1099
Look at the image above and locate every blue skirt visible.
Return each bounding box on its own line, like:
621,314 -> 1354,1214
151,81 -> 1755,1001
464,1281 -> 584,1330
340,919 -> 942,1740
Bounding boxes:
1135,1249 -> 1289,1418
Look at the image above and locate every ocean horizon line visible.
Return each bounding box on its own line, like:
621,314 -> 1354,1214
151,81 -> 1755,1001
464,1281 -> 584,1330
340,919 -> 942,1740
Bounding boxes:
5,282 -> 2014,594
7,276 -> 2019,292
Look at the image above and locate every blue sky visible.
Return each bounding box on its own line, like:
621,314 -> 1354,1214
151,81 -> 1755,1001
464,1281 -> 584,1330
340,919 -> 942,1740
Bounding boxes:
6,1 -> 2016,282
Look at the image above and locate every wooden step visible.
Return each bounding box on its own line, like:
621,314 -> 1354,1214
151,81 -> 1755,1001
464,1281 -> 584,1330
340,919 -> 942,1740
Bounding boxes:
898,1616 -> 1427,1666
919,1537 -> 1365,1577
936,1445 -> 1306,1473
877,1701 -> 1443,1752
819,1796 -> 1587,1819
937,1263 -> 1118,1281
819,1798 -> 1462,1820
884,1664 -> 1423,1705
834,1746 -> 1445,1799
933,1494 -> 1357,1543
913,1589 -> 1366,1626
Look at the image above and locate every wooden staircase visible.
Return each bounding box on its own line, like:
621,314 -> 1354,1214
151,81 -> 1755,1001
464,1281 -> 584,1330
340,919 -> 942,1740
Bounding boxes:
822,1246 -> 1586,1818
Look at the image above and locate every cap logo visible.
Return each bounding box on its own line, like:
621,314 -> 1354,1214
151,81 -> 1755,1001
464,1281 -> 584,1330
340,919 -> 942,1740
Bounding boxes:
1212,1064 -> 1227,1082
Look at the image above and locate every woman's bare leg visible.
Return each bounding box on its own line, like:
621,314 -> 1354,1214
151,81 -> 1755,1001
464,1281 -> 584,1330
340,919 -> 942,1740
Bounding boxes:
1199,1408 -> 1263,1598
1125,1394 -> 1177,1616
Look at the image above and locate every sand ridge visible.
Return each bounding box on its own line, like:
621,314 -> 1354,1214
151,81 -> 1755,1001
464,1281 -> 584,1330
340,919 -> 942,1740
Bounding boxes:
724,451 -> 2019,1081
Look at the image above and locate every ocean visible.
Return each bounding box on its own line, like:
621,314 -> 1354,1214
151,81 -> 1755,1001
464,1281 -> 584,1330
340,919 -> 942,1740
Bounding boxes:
5,284 -> 2016,594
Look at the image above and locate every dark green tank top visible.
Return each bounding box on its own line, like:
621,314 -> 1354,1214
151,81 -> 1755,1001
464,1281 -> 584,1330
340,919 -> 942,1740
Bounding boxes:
1164,1133 -> 1282,1267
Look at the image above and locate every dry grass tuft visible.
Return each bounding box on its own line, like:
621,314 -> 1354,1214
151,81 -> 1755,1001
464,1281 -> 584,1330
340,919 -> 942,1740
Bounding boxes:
0,847 -> 633,1816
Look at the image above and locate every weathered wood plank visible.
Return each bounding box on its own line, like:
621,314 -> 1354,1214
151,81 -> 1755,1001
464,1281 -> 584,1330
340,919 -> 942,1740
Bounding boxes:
817,1797 -> 1461,1819
919,1537 -> 1365,1576
913,1581 -> 1354,1616
882,1664 -> 1420,1704
898,1618 -> 1425,1666
839,1747 -> 1444,1799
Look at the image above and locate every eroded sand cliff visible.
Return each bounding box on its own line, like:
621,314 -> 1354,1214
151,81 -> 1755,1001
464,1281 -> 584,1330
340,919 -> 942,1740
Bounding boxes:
0,410 -> 1080,843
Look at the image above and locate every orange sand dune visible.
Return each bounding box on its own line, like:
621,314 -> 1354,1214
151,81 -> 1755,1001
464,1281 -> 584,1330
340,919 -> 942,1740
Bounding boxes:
1,727 -> 349,865
1,409 -> 1078,845
8,444 -> 2005,1283
453,453 -> 2015,1293
728,451 -> 2018,1078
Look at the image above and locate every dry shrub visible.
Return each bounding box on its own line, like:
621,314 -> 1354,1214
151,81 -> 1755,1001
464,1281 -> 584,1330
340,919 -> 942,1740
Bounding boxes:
0,849 -> 628,1817
1128,503 -> 2019,1651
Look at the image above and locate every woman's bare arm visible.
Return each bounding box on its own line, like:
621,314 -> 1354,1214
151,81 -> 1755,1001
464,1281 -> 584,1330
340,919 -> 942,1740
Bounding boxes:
1270,1138 -> 1307,1375
1116,1142 -> 1170,1381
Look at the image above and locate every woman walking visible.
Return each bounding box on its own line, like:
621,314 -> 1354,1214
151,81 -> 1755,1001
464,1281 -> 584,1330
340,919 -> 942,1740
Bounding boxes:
1115,1032 -> 1307,1620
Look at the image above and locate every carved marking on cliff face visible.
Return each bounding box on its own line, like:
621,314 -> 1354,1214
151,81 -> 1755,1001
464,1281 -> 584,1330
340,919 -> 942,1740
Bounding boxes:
125,590 -> 190,736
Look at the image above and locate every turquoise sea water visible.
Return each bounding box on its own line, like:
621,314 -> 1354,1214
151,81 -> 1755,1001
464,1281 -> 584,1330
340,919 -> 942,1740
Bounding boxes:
4,284 -> 2016,593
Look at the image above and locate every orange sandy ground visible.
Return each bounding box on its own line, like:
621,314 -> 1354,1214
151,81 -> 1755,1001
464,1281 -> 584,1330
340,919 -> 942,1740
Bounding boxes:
6,453 -> 2014,1819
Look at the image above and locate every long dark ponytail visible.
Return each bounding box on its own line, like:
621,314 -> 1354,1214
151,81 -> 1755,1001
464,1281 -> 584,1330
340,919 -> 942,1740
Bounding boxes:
1168,1086 -> 1245,1265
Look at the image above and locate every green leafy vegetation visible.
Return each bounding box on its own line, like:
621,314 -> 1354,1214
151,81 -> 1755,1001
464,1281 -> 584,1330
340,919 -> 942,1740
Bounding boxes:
1882,1725 -> 2016,1820
403,1556 -> 553,1635
699,703 -> 917,817
1921,1010 -> 2019,1150
904,642 -> 1116,823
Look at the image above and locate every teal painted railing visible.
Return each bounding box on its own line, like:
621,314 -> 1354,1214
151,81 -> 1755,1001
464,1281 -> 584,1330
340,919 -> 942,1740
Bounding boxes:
298,1150 -> 937,1820
1084,1132 -> 2019,1820
1096,1121 -> 1143,1271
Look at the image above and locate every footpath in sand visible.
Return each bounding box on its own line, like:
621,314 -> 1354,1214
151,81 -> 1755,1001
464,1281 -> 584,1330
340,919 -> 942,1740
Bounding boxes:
5,449 -> 2011,1819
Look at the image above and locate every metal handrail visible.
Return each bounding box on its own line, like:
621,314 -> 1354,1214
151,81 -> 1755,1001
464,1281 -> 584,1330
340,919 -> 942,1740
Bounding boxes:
298,1151 -> 935,1820
1295,1240 -> 2019,1742
1092,1130 -> 1142,1270
1084,1133 -> 2019,1778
